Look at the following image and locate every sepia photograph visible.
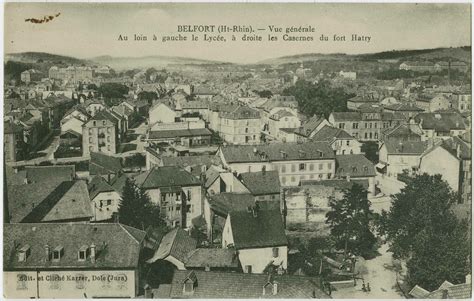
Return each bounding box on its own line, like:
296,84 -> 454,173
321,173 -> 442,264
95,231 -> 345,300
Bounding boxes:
2,2 -> 472,299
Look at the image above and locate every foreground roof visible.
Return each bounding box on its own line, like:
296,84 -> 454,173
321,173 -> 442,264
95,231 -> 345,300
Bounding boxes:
335,155 -> 376,178
147,228 -> 197,264
162,270 -> 329,298
4,223 -> 145,270
136,166 -> 201,189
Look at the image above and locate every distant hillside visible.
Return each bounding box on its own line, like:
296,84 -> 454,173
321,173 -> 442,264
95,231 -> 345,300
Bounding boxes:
5,52 -> 91,66
90,55 -> 229,71
259,46 -> 471,65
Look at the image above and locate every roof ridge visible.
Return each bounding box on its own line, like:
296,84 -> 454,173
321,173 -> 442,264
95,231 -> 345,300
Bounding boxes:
118,223 -> 142,244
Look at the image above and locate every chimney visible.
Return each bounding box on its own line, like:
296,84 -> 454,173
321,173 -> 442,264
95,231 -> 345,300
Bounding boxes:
456,144 -> 461,158
90,243 -> 96,263
442,289 -> 449,299
466,274 -> 471,284
144,284 -> 152,299
272,281 -> 278,295
45,244 -> 50,261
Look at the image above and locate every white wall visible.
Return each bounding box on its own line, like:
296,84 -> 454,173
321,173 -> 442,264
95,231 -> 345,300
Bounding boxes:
419,146 -> 460,192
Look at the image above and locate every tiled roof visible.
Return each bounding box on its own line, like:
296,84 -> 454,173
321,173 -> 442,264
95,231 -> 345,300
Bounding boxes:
148,128 -> 212,140
89,152 -> 123,175
181,100 -> 209,109
220,142 -> 334,164
136,166 -> 201,190
184,248 -> 239,269
8,180 -> 92,223
383,140 -> 427,155
269,110 -> 295,121
300,179 -> 370,190
219,106 -> 260,120
239,170 -> 281,195
229,209 -> 287,249
88,176 -> 118,200
330,112 -> 362,121
409,285 -> 430,298
89,110 -> 118,124
4,223 -> 145,270
25,165 -> 75,184
294,116 -> 327,137
165,270 -> 329,298
335,155 -> 376,178
209,193 -> 272,217
384,103 -> 424,112
162,154 -> 221,169
148,228 -> 197,264
311,125 -> 353,142
426,283 -> 471,299
415,112 -> 467,131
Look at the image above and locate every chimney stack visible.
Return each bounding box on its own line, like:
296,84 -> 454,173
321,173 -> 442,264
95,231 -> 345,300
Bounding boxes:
90,243 -> 96,263
45,244 -> 50,261
272,282 -> 278,295
466,274 -> 471,284
442,289 -> 449,299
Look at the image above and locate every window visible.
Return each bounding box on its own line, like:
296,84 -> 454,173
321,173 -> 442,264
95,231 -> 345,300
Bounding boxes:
93,121 -> 96,126
309,164 -> 314,171
281,165 -> 286,173
291,164 -> 296,172
352,123 -> 358,129
245,265 -> 252,274
89,129 -> 93,135
107,127 -> 111,133
318,174 -> 323,179
52,247 -> 63,261
184,282 -> 193,293
318,163 -> 323,170
346,140 -> 350,146
299,163 -> 305,171
78,246 -> 88,261
102,120 -> 106,125
327,173 -> 332,178
107,136 -> 110,142
272,247 -> 279,258
281,177 -> 286,185
17,245 -> 30,262
107,200 -> 112,206
339,123 -> 345,129
328,163 -> 332,169
365,133 -> 368,139
291,176 -> 295,183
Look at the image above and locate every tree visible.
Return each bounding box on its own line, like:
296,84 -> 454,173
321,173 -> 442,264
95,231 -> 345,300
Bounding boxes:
98,83 -> 129,99
137,91 -> 158,103
118,178 -> 163,230
283,80 -> 351,118
253,89 -> 273,98
325,184 -> 377,258
379,173 -> 471,290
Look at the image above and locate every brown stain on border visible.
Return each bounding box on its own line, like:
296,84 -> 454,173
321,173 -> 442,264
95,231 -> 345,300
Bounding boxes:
25,13 -> 61,24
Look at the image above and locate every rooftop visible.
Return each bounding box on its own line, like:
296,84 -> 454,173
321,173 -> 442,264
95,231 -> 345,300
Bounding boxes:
184,248 -> 239,269
229,209 -> 287,249
136,166 -> 201,189
335,155 -> 376,178
147,228 -> 197,264
239,170 -> 281,195
4,223 -> 145,270
220,142 -> 334,164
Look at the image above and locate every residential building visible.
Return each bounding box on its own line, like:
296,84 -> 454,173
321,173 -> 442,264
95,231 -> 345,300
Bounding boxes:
334,154 -> 376,196
219,106 -> 261,145
415,94 -> 452,112
222,208 -> 288,274
239,170 -> 281,202
82,110 -> 118,156
452,90 -> 472,113
135,166 -> 202,228
293,116 -> 331,142
88,176 -> 122,221
48,65 -> 94,83
184,248 -> 240,272
3,223 -> 146,298
346,93 -> 380,110
399,61 -> 436,72
378,140 -> 427,177
419,137 -> 471,204
89,152 -> 123,180
383,103 -> 424,119
267,110 -> 301,140
149,102 -> 177,124
21,69 -> 43,83
205,166 -> 250,195
311,125 -> 362,155
218,142 -> 336,186
380,123 -> 423,144
4,121 -> 24,162
146,228 -> 197,270
415,112 -> 467,140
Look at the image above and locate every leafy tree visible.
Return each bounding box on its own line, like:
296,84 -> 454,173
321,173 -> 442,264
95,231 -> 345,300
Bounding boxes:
98,83 -> 129,99
253,89 -> 273,98
326,184 -> 377,258
283,80 -> 351,118
137,91 -> 158,103
379,173 -> 471,289
87,83 -> 98,90
118,178 -> 163,230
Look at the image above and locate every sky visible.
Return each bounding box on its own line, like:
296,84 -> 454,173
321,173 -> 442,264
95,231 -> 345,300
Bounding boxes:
4,3 -> 472,64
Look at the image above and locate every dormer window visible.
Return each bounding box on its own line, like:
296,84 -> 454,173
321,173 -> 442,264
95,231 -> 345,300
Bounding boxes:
18,245 -> 31,262
183,271 -> 197,295
52,246 -> 64,262
78,245 -> 89,261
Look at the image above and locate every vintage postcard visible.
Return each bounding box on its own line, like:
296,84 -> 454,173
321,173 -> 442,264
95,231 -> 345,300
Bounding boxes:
3,2 -> 472,299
